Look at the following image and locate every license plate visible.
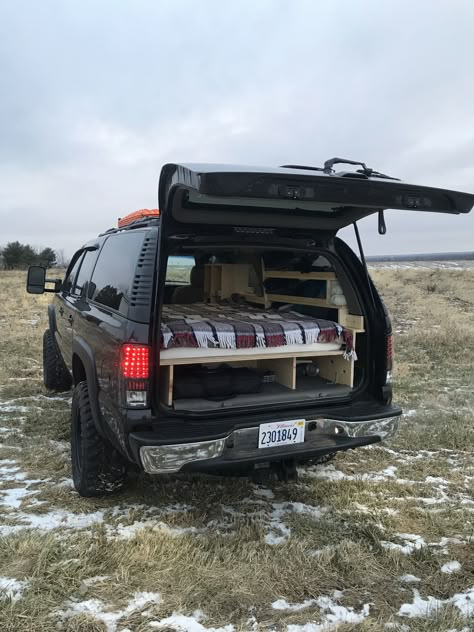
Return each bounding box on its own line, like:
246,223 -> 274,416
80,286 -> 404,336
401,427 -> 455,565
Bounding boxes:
258,419 -> 305,449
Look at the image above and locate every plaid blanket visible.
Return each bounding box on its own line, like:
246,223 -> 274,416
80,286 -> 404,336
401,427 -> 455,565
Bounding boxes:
161,304 -> 356,361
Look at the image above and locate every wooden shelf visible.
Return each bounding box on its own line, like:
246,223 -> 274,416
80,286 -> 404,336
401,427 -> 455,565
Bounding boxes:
201,261 -> 364,335
241,293 -> 267,305
266,294 -> 333,308
265,270 -> 336,280
160,348 -> 346,366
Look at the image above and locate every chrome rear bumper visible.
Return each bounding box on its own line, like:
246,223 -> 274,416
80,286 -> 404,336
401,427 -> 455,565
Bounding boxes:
139,415 -> 400,474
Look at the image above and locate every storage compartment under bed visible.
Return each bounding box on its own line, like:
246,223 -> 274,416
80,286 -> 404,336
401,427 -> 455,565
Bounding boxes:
172,376 -> 351,411
159,348 -> 355,411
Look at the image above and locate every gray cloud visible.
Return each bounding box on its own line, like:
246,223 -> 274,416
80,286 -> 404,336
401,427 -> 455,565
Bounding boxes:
1,0 -> 473,256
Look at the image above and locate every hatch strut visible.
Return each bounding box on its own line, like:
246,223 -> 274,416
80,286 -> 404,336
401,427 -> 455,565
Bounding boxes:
353,222 -> 376,309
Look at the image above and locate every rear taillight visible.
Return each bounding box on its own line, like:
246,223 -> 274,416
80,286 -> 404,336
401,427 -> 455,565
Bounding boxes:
120,344 -> 150,407
386,334 -> 394,383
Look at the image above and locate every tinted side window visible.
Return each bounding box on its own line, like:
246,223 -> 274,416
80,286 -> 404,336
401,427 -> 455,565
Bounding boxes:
73,250 -> 99,297
63,253 -> 84,293
90,232 -> 145,315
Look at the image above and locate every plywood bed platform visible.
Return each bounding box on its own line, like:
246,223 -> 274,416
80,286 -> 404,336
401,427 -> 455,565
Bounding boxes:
160,339 -> 343,364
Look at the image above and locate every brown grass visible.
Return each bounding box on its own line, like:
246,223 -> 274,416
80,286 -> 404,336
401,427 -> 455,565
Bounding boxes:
0,268 -> 473,631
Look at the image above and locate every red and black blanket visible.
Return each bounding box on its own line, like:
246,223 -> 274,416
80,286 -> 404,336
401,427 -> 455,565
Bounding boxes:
160,304 -> 356,360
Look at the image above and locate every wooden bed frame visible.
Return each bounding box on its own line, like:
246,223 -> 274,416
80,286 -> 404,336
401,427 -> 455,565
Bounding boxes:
159,262 -> 364,407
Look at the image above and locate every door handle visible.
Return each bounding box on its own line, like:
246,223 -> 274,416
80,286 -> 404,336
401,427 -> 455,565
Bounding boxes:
68,315 -> 74,324
59,307 -> 64,316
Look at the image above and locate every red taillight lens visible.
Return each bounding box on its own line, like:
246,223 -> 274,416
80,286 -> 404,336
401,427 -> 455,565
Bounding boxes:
121,344 -> 149,379
386,334 -> 394,371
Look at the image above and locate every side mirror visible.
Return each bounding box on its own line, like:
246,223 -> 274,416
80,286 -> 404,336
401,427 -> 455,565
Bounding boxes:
27,266 -> 46,294
26,266 -> 62,294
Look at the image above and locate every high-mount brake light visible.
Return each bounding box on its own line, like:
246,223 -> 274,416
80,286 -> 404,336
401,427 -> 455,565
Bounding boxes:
118,209 -> 160,228
120,344 -> 150,408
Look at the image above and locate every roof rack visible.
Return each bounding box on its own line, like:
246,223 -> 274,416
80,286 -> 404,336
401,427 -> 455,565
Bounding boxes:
98,209 -> 161,236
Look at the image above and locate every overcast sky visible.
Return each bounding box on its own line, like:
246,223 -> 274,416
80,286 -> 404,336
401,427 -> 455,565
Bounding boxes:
1,0 -> 473,258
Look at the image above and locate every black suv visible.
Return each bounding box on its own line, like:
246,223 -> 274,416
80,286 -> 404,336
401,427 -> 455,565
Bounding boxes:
27,161 -> 474,497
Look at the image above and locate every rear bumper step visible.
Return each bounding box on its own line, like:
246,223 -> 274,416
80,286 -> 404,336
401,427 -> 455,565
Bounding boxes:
135,415 -> 400,474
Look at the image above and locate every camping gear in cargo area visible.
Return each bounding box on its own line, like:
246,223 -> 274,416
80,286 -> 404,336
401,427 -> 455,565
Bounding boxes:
173,364 -> 263,401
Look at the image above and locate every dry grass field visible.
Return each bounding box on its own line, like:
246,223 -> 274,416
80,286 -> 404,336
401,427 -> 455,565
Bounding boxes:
0,268 -> 473,632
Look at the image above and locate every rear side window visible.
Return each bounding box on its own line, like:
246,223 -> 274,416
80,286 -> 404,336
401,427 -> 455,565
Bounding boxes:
89,232 -> 145,315
73,250 -> 99,297
166,256 -> 194,284
63,253 -> 84,293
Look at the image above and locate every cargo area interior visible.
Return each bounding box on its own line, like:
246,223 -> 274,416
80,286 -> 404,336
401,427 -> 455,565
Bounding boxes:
158,248 -> 366,413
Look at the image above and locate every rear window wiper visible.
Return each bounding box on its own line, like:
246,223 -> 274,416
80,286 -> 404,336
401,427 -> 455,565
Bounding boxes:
281,158 -> 400,181
280,164 -> 325,172
323,157 -> 400,181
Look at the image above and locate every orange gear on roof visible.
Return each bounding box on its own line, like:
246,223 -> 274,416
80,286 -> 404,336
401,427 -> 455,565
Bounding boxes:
118,209 -> 159,228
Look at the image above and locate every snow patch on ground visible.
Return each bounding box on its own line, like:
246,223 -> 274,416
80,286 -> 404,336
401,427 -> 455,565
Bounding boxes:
399,574 -> 421,584
283,595 -> 370,631
82,575 -> 111,587
253,486 -> 275,499
0,576 -> 28,601
441,560 -> 462,574
265,501 -> 326,545
306,463 -> 401,483
398,586 -> 474,618
56,591 -> 161,632
0,459 -> 47,508
382,533 -> 469,556
0,509 -> 105,536
272,598 -> 318,611
149,610 -> 234,631
107,520 -> 201,540
382,533 -> 426,555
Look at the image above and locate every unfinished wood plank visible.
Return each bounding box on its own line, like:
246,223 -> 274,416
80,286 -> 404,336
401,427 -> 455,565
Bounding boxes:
317,355 -> 354,387
159,365 -> 174,406
160,348 -> 344,366
219,264 -> 252,299
257,357 -> 296,389
338,308 -> 365,332
264,270 -> 336,280
241,293 -> 267,306
266,294 -> 333,308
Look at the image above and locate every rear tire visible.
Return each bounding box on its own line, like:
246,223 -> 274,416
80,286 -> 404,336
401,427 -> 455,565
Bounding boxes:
71,381 -> 127,497
43,329 -> 72,391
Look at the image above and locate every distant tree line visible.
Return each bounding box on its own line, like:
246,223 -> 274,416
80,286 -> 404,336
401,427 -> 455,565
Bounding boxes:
0,241 -> 59,269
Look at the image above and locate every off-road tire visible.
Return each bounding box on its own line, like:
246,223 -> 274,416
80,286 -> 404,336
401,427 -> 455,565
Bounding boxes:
71,381 -> 127,497
43,329 -> 72,391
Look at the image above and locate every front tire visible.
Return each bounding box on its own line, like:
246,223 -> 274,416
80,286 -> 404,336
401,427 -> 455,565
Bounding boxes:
43,329 -> 72,391
71,381 -> 127,497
